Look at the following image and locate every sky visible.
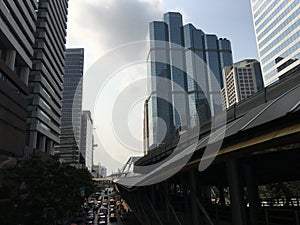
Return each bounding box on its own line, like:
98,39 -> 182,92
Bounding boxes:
66,0 -> 259,174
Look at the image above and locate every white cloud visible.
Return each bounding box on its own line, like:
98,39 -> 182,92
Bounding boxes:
67,0 -> 163,70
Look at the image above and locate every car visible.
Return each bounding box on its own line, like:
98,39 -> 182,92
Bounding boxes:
99,206 -> 108,215
86,214 -> 94,221
98,213 -> 107,221
98,220 -> 107,225
109,213 -> 118,222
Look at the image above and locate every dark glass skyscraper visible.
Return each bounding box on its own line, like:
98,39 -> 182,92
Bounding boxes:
56,48 -> 84,165
147,12 -> 233,148
26,0 -> 69,155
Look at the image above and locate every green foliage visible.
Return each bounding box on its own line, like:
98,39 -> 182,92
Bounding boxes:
0,154 -> 95,225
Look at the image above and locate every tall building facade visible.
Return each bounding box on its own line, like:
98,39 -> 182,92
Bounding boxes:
251,0 -> 300,86
0,0 -> 37,157
80,111 -> 93,171
56,48 -> 84,164
147,12 -> 233,149
222,59 -> 264,108
26,0 -> 69,155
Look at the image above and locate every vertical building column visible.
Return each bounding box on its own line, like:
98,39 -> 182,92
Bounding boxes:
226,159 -> 245,225
189,170 -> 199,225
219,186 -> 226,206
20,66 -> 30,85
244,161 -> 259,225
46,139 -> 53,154
5,49 -> 16,70
39,135 -> 46,152
162,181 -> 171,224
29,131 -> 37,150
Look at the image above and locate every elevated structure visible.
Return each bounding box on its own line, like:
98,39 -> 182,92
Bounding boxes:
117,71 -> 300,225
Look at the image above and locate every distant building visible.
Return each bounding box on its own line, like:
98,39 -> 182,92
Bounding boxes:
250,0 -> 300,86
80,111 -> 93,171
56,48 -> 84,165
222,59 -> 264,108
99,165 -> 107,178
91,164 -> 107,178
26,0 -> 69,155
147,12 -> 233,151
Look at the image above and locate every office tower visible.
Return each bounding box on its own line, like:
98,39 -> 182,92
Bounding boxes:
80,111 -> 93,171
183,24 -> 233,126
222,59 -> 264,108
147,12 -> 233,148
0,0 -> 37,157
26,0 -> 69,155
251,0 -> 300,86
56,48 -> 84,165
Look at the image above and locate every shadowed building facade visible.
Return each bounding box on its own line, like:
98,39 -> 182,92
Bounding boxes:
0,0 -> 37,158
26,0 -> 69,156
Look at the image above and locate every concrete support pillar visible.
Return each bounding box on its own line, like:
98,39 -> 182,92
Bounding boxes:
39,135 -> 46,152
227,159 -> 245,225
219,186 -> 226,206
189,170 -> 200,225
29,131 -> 37,150
244,162 -> 259,225
6,49 -> 16,70
46,139 -> 53,154
20,66 -> 29,85
163,181 -> 171,224
201,186 -> 211,205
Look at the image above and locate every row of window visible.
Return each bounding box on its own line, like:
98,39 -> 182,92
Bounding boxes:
264,52 -> 300,80
256,1 -> 295,33
255,0 -> 282,26
259,17 -> 299,51
262,34 -> 300,70
252,0 -> 266,14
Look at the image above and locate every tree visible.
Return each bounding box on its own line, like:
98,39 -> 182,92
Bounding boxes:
0,154 -> 95,225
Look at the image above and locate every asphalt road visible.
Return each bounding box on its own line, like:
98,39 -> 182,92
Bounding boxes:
95,211 -> 141,225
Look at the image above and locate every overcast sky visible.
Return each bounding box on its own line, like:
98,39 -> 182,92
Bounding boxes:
66,0 -> 259,173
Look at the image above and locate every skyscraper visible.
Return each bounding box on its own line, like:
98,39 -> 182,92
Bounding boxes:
147,12 -> 233,148
80,111 -> 93,171
222,59 -> 264,108
26,0 -> 69,155
251,0 -> 300,86
0,0 -> 37,157
56,48 -> 84,165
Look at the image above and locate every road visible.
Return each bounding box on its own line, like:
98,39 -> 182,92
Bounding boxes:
95,212 -> 141,225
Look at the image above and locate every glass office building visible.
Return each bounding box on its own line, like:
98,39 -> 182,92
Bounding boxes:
251,0 -> 300,86
147,12 -> 233,148
56,48 -> 84,165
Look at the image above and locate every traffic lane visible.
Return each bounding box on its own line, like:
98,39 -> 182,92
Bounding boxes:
107,213 -> 141,225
